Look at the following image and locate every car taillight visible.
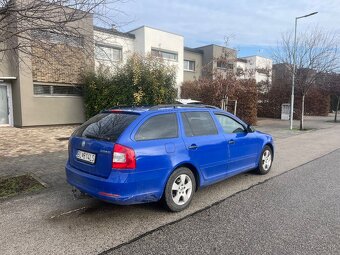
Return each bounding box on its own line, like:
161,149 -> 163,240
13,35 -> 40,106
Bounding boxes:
112,144 -> 136,170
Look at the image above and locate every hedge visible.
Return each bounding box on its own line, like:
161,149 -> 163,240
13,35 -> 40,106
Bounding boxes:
82,54 -> 177,118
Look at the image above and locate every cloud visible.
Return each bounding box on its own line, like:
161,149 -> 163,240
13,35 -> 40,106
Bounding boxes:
110,0 -> 339,54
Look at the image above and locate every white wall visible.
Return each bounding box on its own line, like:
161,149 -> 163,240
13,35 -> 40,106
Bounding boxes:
94,29 -> 135,69
238,56 -> 272,83
130,26 -> 184,92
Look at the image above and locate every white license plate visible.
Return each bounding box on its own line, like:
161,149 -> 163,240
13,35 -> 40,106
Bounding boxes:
76,150 -> 96,164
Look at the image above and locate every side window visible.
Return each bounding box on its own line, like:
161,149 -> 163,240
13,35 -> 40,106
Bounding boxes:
181,111 -> 218,137
135,113 -> 178,141
215,114 -> 245,134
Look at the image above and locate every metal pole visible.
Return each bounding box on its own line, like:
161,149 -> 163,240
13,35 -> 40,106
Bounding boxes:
289,12 -> 317,130
290,18 -> 297,130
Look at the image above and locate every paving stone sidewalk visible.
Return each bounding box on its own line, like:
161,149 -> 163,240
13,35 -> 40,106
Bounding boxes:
0,125 -> 77,158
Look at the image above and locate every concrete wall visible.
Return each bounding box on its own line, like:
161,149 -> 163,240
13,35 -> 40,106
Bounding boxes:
94,28 -> 135,69
9,12 -> 94,126
242,56 -> 272,83
196,45 -> 237,78
183,49 -> 203,81
130,26 -> 184,91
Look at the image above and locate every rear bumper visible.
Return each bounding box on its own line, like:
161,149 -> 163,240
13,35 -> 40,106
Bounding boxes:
65,161 -> 165,205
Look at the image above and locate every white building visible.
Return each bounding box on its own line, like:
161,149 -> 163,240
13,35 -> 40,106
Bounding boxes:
236,56 -> 272,84
94,26 -> 184,93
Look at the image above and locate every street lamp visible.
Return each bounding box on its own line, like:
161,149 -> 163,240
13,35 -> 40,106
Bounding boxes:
290,11 -> 318,130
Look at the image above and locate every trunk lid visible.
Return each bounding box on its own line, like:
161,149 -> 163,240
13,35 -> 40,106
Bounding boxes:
68,111 -> 139,178
69,136 -> 114,178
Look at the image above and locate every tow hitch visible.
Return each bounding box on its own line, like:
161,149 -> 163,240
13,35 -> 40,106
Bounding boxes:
72,187 -> 90,199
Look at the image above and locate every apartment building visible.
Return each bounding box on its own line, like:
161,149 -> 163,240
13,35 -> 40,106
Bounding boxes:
239,56 -> 272,84
94,26 -> 184,91
0,7 -> 93,127
1,4 -> 272,127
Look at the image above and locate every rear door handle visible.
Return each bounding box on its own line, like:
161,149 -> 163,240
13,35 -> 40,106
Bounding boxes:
228,139 -> 235,144
188,144 -> 198,150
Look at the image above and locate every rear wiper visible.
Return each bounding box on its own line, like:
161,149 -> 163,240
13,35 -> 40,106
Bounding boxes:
84,134 -> 111,141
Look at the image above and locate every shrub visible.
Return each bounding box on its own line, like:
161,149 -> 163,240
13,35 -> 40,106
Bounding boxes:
83,54 -> 177,118
181,75 -> 258,124
257,81 -> 330,119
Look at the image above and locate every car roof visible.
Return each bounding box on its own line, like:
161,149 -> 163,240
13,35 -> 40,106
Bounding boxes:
103,104 -> 219,113
102,105 -> 248,126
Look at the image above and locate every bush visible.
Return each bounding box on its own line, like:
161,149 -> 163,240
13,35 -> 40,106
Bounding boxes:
257,81 -> 330,119
83,54 -> 177,118
181,75 -> 258,124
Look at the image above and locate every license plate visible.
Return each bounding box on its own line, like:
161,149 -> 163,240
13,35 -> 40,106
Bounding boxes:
76,150 -> 96,164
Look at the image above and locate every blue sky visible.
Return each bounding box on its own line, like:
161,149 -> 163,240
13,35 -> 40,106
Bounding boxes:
108,0 -> 340,58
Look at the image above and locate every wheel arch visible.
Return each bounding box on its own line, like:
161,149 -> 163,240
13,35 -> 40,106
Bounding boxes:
265,143 -> 274,159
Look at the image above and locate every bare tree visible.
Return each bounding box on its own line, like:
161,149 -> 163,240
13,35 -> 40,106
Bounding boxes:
273,27 -> 339,130
0,0 -> 124,68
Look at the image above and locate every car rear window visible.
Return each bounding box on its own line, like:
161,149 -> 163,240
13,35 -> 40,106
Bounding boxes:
73,112 -> 139,142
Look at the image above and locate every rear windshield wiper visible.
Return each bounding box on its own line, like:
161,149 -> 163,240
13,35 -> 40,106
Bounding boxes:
84,134 -> 111,141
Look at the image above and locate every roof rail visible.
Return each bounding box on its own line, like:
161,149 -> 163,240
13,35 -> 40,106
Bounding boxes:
149,104 -> 220,110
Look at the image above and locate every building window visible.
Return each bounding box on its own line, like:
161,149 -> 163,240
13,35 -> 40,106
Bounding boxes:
184,60 -> 195,71
151,49 -> 178,61
33,84 -> 82,96
95,44 -> 122,62
32,30 -> 84,47
217,61 -> 234,70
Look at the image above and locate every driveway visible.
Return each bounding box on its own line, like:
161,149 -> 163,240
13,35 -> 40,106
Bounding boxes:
0,116 -> 340,254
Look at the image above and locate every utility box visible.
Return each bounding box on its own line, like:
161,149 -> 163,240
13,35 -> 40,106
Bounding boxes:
281,103 -> 290,120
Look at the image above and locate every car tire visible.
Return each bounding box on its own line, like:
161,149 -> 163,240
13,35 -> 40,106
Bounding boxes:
163,167 -> 196,212
256,145 -> 273,175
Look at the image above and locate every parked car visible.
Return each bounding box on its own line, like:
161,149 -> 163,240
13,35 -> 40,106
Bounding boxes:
66,105 -> 274,212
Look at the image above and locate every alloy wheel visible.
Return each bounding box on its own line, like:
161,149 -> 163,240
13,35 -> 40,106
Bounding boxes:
171,174 -> 193,205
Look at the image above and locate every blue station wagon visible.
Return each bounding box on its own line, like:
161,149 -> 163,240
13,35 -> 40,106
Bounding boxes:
66,105 -> 274,212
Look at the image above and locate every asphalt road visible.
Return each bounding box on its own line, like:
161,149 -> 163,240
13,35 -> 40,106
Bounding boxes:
107,150 -> 340,255
1,124 -> 340,255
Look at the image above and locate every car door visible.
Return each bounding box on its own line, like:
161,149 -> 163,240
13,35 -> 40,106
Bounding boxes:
214,114 -> 260,173
180,111 -> 228,183
128,112 -> 187,194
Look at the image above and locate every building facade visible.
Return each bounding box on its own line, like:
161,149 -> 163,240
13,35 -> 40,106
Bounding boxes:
1,8 -> 272,127
0,9 -> 93,127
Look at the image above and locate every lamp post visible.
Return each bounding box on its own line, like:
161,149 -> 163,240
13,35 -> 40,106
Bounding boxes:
290,11 -> 318,130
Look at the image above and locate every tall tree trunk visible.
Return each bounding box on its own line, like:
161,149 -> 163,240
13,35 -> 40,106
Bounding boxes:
335,96 -> 340,123
300,94 -> 305,130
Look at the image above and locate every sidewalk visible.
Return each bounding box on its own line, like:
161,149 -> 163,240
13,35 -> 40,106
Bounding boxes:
1,116 -> 339,187
0,125 -> 75,158
0,120 -> 340,254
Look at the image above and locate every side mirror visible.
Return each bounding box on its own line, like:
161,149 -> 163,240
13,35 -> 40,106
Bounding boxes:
246,124 -> 255,133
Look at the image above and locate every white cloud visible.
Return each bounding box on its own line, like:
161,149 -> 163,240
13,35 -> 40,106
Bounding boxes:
112,0 -> 340,49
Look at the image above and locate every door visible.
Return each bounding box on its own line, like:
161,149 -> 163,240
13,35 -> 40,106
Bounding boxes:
180,111 -> 228,183
0,84 -> 9,125
214,114 -> 260,172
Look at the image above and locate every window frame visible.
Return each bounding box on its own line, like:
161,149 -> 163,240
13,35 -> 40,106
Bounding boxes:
33,84 -> 83,97
134,113 -> 179,141
151,48 -> 178,61
214,113 -> 246,134
95,43 -> 122,62
180,111 -> 219,137
184,60 -> 195,71
31,30 -> 84,47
